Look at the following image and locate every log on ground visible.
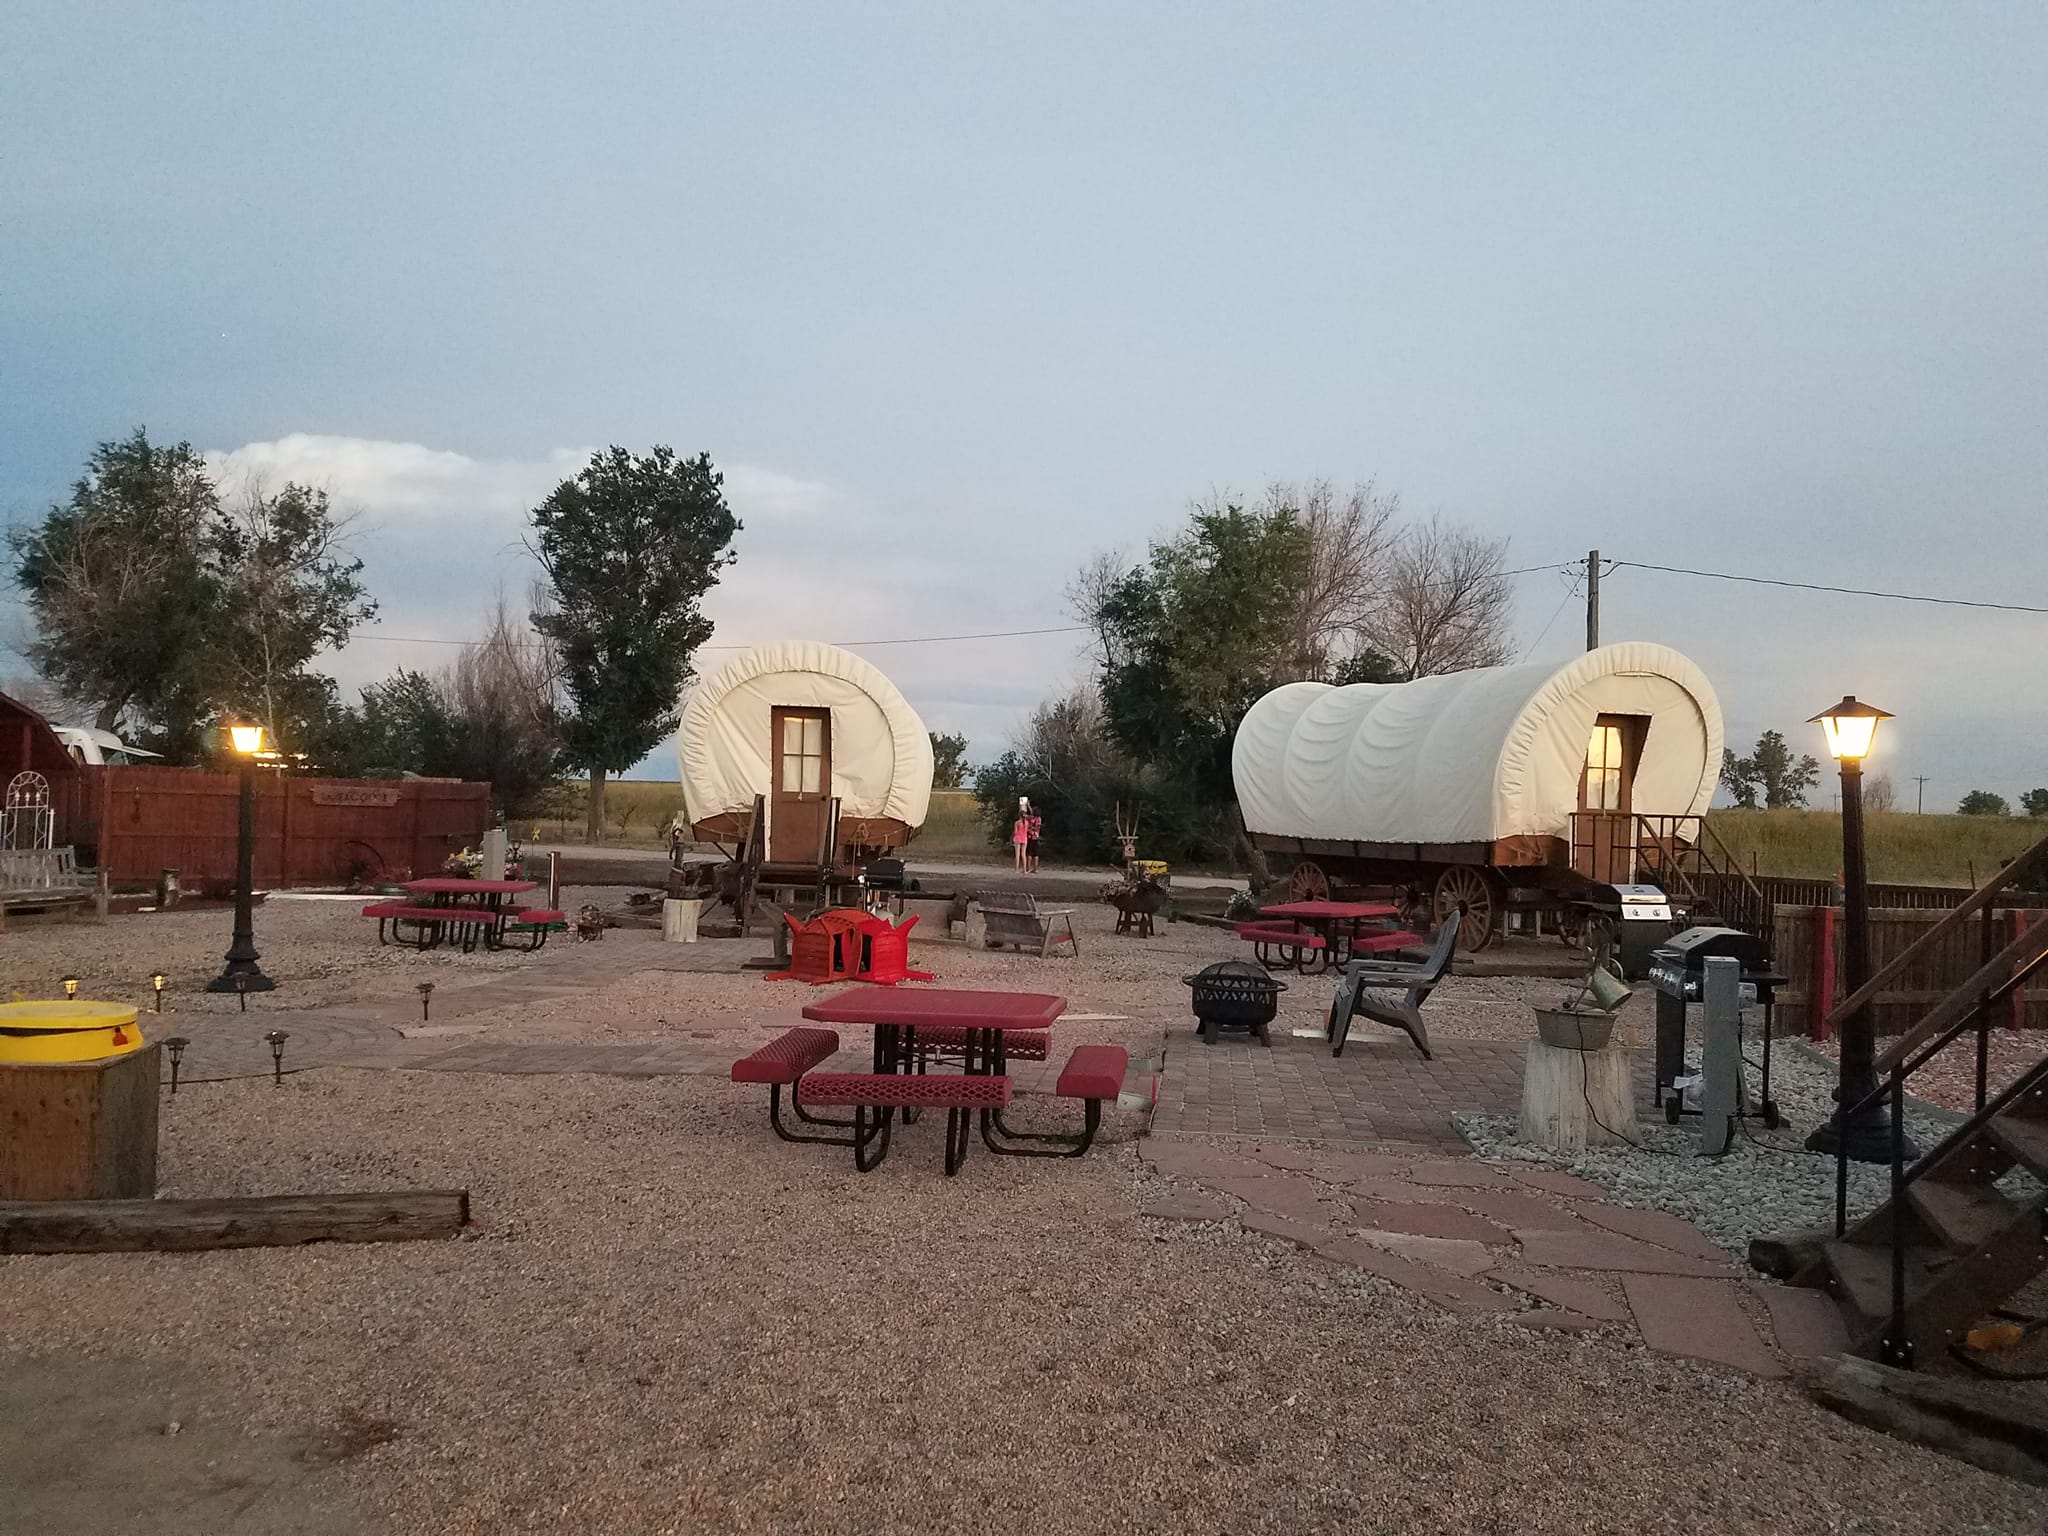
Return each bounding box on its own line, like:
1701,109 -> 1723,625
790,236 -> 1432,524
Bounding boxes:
0,1190 -> 470,1254
1804,1355 -> 2048,1487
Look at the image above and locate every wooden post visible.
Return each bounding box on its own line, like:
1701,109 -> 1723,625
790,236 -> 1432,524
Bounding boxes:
93,868 -> 109,921
662,898 -> 701,943
1809,905 -> 1838,1040
2010,909 -> 2029,1032
0,1045 -> 159,1200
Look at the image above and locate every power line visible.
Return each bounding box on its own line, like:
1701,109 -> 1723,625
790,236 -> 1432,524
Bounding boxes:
1608,560 -> 2048,616
348,623 -> 1095,651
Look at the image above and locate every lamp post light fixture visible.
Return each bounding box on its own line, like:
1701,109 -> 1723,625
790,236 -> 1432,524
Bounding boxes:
207,717 -> 276,998
1804,696 -> 1914,1165
264,1029 -> 289,1084
417,981 -> 434,1023
151,972 -> 167,1012
162,1035 -> 191,1092
61,975 -> 79,1000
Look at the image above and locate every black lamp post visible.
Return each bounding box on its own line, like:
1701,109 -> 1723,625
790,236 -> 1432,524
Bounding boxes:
207,718 -> 276,996
1804,695 -> 1914,1164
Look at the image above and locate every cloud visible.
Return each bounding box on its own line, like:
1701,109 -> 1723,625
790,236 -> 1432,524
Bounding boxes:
203,434 -> 585,526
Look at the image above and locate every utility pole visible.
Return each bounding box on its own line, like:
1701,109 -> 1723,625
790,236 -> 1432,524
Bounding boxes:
1585,549 -> 1600,650
1913,775 -> 1930,814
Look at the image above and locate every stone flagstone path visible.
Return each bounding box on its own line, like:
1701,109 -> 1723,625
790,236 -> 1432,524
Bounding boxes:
1136,1137 -> 1848,1378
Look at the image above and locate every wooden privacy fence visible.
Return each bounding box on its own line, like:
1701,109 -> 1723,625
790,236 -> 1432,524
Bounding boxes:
1772,904 -> 2048,1038
52,766 -> 492,890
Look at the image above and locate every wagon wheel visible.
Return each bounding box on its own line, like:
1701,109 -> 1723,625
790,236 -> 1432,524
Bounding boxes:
1287,860 -> 1331,903
1433,866 -> 1502,952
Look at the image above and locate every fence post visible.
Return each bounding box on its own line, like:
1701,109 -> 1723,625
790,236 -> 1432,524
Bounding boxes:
1809,904 -> 1837,1040
2011,908 -> 2028,1032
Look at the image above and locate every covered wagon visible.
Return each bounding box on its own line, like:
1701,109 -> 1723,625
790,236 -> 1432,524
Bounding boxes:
675,641 -> 934,910
1231,642 -> 1736,950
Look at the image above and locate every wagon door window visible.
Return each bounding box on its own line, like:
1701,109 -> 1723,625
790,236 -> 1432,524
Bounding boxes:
780,713 -> 825,794
1583,722 -> 1625,811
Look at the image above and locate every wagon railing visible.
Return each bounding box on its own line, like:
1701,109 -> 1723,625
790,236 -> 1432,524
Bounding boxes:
1571,812 -> 1773,945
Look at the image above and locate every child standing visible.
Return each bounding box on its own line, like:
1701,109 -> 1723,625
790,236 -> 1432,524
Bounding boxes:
1025,807 -> 1044,873
1012,799 -> 1030,872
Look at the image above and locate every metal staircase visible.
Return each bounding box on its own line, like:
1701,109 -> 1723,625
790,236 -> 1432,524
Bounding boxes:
1795,833 -> 2048,1367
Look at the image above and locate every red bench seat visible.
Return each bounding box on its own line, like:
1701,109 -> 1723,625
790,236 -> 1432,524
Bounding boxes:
911,1025 -> 1049,1062
507,907 -> 566,927
1056,1044 -> 1129,1102
1234,922 -> 1326,949
731,1026 -> 841,1085
799,1072 -> 1012,1110
1350,929 -> 1422,956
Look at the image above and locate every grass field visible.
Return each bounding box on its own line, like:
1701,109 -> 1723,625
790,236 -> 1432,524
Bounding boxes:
1704,808 -> 2044,887
518,783 -> 1001,858
523,780 -> 2044,887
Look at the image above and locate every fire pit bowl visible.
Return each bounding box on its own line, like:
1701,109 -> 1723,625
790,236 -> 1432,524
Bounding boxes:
1183,960 -> 1286,1045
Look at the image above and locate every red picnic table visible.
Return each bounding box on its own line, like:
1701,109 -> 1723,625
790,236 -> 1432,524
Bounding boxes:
1238,899 -> 1407,973
361,877 -> 557,954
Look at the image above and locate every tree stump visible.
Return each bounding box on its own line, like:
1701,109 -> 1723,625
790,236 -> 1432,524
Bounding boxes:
662,898 -> 701,944
1518,1038 -> 1637,1151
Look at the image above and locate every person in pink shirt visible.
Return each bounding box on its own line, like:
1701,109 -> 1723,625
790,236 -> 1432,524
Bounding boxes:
1011,798 -> 1030,872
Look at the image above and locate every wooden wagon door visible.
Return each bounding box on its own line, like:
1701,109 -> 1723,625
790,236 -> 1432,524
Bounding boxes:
769,708 -> 831,863
1575,714 -> 1646,882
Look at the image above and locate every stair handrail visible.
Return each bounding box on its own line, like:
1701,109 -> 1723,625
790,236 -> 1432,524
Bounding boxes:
1823,829 -> 2048,1039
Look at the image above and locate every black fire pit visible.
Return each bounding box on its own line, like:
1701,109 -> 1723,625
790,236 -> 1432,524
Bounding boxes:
1184,960 -> 1286,1046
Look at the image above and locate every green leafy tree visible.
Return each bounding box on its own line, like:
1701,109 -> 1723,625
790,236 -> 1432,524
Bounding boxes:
1958,789 -> 2011,817
1720,730 -> 1820,810
1084,503 -> 1310,865
209,481 -> 376,758
529,446 -> 739,841
929,731 -> 972,789
2020,788 -> 2048,818
1719,748 -> 1761,810
8,429 -> 221,735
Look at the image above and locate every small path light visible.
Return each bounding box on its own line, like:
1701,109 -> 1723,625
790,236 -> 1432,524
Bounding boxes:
417,981 -> 434,1023
151,971 -> 167,1012
235,973 -> 250,1012
162,1036 -> 191,1092
61,975 -> 79,999
264,1029 -> 289,1084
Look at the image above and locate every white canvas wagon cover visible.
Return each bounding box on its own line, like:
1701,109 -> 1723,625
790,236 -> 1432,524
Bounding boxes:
677,641 -> 934,829
1231,642 -> 1722,846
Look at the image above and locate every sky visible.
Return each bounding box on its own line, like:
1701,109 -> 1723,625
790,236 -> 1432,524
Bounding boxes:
2,3 -> 2043,801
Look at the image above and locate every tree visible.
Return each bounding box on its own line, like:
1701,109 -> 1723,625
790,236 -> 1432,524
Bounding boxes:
1863,773 -> 1897,814
331,600 -> 563,812
929,731 -> 971,789
208,479 -> 376,758
2021,788 -> 2048,818
1719,748 -> 1761,810
1720,730 -> 1820,810
1362,513 -> 1514,679
1258,479 -> 1400,680
529,446 -> 739,842
1079,502 -> 1310,866
9,429 -> 220,735
1958,789 -> 2011,817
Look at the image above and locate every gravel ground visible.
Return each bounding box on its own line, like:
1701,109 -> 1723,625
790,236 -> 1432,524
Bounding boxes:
1815,1027 -> 2045,1115
4,1068 -> 2038,1535
0,897 -> 588,1017
1453,1042 -> 2043,1259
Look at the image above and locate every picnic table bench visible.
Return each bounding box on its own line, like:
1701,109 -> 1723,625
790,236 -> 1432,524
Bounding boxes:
361,878 -> 564,953
729,990 -> 1128,1175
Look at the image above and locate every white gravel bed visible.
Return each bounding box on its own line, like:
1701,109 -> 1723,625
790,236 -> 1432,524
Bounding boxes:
1453,1042 -> 2016,1258
3,1068 -> 2036,1534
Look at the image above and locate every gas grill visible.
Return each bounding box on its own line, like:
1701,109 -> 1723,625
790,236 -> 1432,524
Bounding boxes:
1648,925 -> 1786,1131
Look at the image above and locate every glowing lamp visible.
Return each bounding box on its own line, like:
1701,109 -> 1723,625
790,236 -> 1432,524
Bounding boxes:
1809,696 -> 1891,763
226,720 -> 266,756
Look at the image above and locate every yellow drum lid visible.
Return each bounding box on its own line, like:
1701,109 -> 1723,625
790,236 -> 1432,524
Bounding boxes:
0,1000 -> 147,1064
